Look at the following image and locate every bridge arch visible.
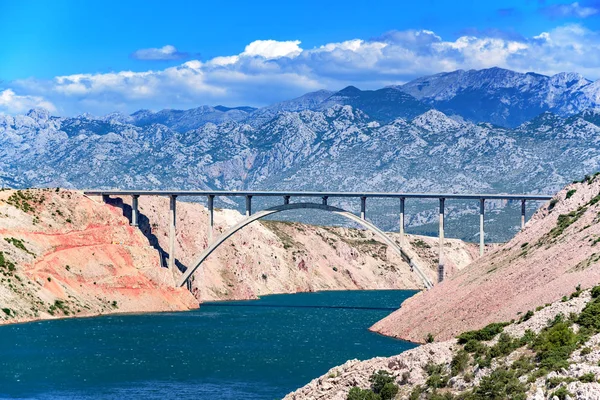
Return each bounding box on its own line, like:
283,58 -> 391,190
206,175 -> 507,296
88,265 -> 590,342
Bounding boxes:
177,202 -> 433,289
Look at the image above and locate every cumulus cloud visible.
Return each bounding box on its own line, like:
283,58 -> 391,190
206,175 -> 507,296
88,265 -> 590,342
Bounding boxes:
242,40 -> 302,59
131,45 -> 189,60
541,2 -> 600,18
0,89 -> 56,114
6,25 -> 600,115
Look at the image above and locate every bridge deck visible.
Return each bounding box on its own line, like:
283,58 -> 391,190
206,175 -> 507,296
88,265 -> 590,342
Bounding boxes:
83,190 -> 553,201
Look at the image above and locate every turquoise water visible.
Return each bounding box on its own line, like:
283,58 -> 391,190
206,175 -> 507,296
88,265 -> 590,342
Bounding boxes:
0,290 -> 418,399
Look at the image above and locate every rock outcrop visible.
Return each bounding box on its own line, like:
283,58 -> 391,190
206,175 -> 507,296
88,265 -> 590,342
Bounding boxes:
286,288 -> 600,400
371,174 -> 600,343
110,195 -> 477,301
0,188 -> 197,325
0,189 -> 477,324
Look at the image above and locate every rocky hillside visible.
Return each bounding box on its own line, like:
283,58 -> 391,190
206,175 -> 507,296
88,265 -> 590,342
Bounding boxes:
0,189 -> 477,324
107,195 -> 476,301
3,104 -> 600,242
286,286 -> 600,400
0,188 -> 197,325
371,174 -> 600,343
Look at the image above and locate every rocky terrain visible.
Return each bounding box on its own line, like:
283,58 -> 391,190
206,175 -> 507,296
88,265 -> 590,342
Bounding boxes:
108,194 -> 476,301
4,68 -> 600,242
371,174 -> 600,344
0,188 -> 477,324
0,188 -> 197,325
285,287 -> 600,399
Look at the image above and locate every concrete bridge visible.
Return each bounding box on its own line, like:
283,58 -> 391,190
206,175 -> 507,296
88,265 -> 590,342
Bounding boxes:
84,190 -> 553,289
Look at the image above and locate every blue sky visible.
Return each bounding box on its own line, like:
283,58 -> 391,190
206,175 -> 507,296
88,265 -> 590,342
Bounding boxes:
2,0 -> 600,115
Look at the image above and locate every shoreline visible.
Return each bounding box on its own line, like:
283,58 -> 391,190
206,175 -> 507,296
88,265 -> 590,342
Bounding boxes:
1,288 -> 421,329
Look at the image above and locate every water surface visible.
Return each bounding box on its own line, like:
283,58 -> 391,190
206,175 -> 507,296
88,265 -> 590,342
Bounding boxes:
0,290 -> 418,399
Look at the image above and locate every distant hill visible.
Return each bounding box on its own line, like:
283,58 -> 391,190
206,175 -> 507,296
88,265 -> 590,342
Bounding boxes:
397,67 -> 600,127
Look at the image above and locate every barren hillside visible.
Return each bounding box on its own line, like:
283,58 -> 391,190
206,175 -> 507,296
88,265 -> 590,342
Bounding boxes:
109,195 -> 477,301
371,174 -> 600,343
0,189 -> 477,325
0,188 -> 197,325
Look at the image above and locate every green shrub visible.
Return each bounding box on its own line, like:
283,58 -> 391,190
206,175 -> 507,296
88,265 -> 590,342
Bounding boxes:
489,333 -> 521,359
580,346 -> 592,356
591,285 -> 600,298
548,199 -> 558,211
579,372 -> 596,383
347,370 -> 399,400
464,339 -> 488,356
424,363 -> 448,389
451,349 -> 469,376
532,321 -> 578,371
577,298 -> 600,330
408,386 -> 423,400
472,367 -> 527,400
426,333 -> 435,343
347,387 -> 379,400
519,310 -> 534,323
2,308 -> 11,316
369,370 -> 395,395
566,189 -> 576,199
553,387 -> 572,400
457,322 -> 509,344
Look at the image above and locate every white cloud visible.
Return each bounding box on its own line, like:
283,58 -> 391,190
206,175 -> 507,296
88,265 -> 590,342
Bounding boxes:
241,40 -> 302,59
6,26 -> 600,115
542,2 -> 600,18
0,89 -> 56,114
131,45 -> 189,60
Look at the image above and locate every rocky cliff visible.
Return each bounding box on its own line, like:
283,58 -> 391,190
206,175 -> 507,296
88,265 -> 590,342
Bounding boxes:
0,189 -> 477,325
286,287 -> 600,400
371,174 -> 600,343
109,195 -> 477,301
0,188 -> 198,325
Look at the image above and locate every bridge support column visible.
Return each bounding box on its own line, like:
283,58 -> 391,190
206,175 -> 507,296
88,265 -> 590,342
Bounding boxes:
131,195 -> 139,226
322,196 -> 328,205
245,195 -> 252,217
521,199 -> 526,230
168,195 -> 177,270
438,198 -> 445,283
283,195 -> 290,205
399,197 -> 405,249
360,196 -> 366,220
207,195 -> 214,243
479,198 -> 485,257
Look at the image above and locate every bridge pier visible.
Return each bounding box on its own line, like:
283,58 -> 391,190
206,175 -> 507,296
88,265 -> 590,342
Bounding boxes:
399,197 -> 405,249
283,195 -> 290,205
479,198 -> 485,257
360,196 -> 366,220
168,195 -> 177,270
131,195 -> 139,226
207,195 -> 215,243
521,199 -> 526,230
322,196 -> 328,205
245,195 -> 252,216
438,198 -> 445,283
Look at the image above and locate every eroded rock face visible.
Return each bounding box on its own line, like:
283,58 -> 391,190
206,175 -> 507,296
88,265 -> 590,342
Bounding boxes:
371,175 -> 600,343
114,195 -> 477,302
0,189 -> 198,325
0,189 -> 477,324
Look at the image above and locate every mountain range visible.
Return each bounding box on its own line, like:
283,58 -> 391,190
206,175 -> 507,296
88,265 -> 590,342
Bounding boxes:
1,67 -> 600,241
